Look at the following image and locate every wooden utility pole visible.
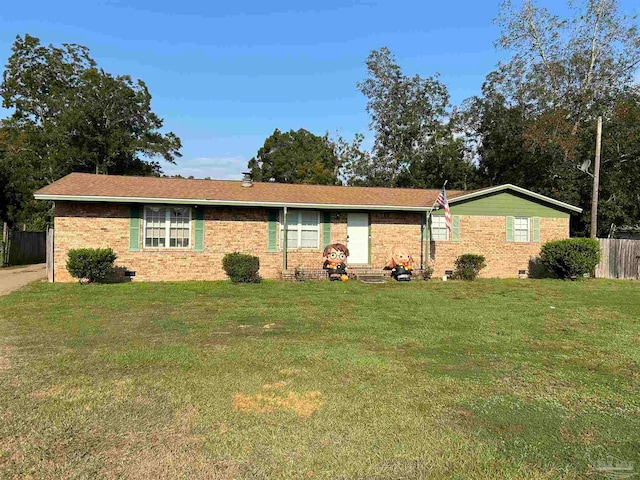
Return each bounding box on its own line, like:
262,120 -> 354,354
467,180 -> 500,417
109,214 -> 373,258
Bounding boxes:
590,116 -> 602,238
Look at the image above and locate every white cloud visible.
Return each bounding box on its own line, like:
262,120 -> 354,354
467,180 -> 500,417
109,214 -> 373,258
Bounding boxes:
162,156 -> 248,180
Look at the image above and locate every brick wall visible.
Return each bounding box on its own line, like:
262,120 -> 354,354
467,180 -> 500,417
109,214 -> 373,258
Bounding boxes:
52,203 -> 569,282
53,203 -> 281,282
429,216 -> 569,278
286,211 -> 423,271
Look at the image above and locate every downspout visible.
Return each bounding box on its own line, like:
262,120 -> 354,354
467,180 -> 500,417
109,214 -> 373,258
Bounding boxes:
282,206 -> 288,271
426,206 -> 435,265
420,212 -> 425,269
52,201 -> 55,283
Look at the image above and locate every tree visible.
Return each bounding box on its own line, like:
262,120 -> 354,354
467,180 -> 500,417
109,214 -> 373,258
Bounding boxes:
494,0 -> 640,157
353,48 -> 449,185
462,81 -> 589,232
0,34 -> 182,228
462,0 -> 640,235
0,123 -> 51,230
587,90 -> 640,234
344,47 -> 477,189
248,128 -> 341,185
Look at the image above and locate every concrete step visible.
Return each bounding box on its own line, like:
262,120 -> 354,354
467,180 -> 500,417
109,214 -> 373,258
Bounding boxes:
358,273 -> 387,284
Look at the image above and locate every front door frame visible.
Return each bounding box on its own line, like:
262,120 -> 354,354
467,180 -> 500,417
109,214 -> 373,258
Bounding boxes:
347,212 -> 370,265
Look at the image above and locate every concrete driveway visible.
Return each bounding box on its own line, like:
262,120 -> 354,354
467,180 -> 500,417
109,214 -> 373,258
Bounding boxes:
0,264 -> 46,296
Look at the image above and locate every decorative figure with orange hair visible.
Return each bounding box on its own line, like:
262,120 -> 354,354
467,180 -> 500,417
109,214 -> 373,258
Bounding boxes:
385,246 -> 414,281
322,243 -> 349,281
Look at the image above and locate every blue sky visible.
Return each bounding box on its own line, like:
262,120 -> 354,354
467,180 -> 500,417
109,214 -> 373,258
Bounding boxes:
1,0 -> 638,179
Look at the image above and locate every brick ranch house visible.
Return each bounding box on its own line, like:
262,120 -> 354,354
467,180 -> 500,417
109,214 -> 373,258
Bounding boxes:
34,173 -> 582,282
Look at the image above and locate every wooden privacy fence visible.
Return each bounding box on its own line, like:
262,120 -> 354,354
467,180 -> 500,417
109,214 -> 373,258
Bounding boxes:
596,238 -> 640,279
1,230 -> 46,266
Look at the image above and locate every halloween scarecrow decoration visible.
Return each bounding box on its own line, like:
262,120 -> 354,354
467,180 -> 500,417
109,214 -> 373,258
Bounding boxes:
323,243 -> 349,281
385,246 -> 414,281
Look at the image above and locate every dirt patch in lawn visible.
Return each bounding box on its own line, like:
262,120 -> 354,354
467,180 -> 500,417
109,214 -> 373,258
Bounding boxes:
0,345 -> 14,370
233,381 -> 323,418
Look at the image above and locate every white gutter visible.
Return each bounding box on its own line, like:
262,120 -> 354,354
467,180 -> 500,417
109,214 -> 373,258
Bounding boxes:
446,184 -> 583,213
33,193 -> 431,212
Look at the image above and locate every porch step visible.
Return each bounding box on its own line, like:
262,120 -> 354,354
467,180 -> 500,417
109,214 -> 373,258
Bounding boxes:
283,267 -> 429,282
358,273 -> 387,284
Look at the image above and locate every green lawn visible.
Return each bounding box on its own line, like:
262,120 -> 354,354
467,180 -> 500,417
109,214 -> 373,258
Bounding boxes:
1,279 -> 639,479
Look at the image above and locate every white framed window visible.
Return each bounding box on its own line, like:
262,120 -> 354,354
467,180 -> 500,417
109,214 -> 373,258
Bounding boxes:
431,215 -> 449,241
514,217 -> 530,242
144,206 -> 191,248
280,210 -> 320,249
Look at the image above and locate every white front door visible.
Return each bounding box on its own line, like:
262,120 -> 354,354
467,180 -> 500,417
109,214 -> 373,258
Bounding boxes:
347,213 -> 369,264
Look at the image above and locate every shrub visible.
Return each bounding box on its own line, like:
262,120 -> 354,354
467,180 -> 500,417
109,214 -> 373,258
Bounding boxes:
66,248 -> 117,283
421,265 -> 434,280
540,238 -> 600,280
222,252 -> 261,283
452,254 -> 486,280
528,257 -> 557,279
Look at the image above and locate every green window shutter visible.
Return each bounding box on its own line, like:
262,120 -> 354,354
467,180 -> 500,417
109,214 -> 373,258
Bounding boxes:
322,212 -> 332,249
506,216 -> 515,242
194,208 -> 205,252
129,205 -> 141,252
451,215 -> 461,241
267,210 -> 278,252
532,217 -> 541,243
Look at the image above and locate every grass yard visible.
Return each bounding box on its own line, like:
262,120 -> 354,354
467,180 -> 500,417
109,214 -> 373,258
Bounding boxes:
1,279 -> 639,479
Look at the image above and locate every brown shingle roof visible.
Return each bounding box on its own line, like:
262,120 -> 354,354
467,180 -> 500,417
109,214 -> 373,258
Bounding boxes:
34,173 -> 469,210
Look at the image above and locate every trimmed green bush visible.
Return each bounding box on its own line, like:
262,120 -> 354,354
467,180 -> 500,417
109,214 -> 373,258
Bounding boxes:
540,238 -> 600,280
222,252 -> 261,283
66,248 -> 117,283
528,257 -> 557,279
452,254 -> 486,280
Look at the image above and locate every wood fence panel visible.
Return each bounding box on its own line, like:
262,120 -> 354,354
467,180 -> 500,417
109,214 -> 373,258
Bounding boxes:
6,231 -> 46,266
595,238 -> 609,278
596,238 -> 640,279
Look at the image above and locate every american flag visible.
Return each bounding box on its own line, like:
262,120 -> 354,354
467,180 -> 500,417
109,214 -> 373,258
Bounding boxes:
436,186 -> 451,232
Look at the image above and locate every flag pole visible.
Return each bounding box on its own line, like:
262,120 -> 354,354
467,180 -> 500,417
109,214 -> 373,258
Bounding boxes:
429,181 -> 448,213
425,181 -> 449,267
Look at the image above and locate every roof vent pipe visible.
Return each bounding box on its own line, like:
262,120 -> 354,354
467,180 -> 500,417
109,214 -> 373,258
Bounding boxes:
241,172 -> 253,187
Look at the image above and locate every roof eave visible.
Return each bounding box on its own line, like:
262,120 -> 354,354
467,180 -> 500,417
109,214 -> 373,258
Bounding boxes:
33,193 -> 431,212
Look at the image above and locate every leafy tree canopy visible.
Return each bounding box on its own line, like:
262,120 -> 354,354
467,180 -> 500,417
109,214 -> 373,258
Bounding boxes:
342,47 -> 477,189
458,0 -> 640,235
0,34 -> 182,228
494,0 -> 640,157
248,128 -> 341,185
